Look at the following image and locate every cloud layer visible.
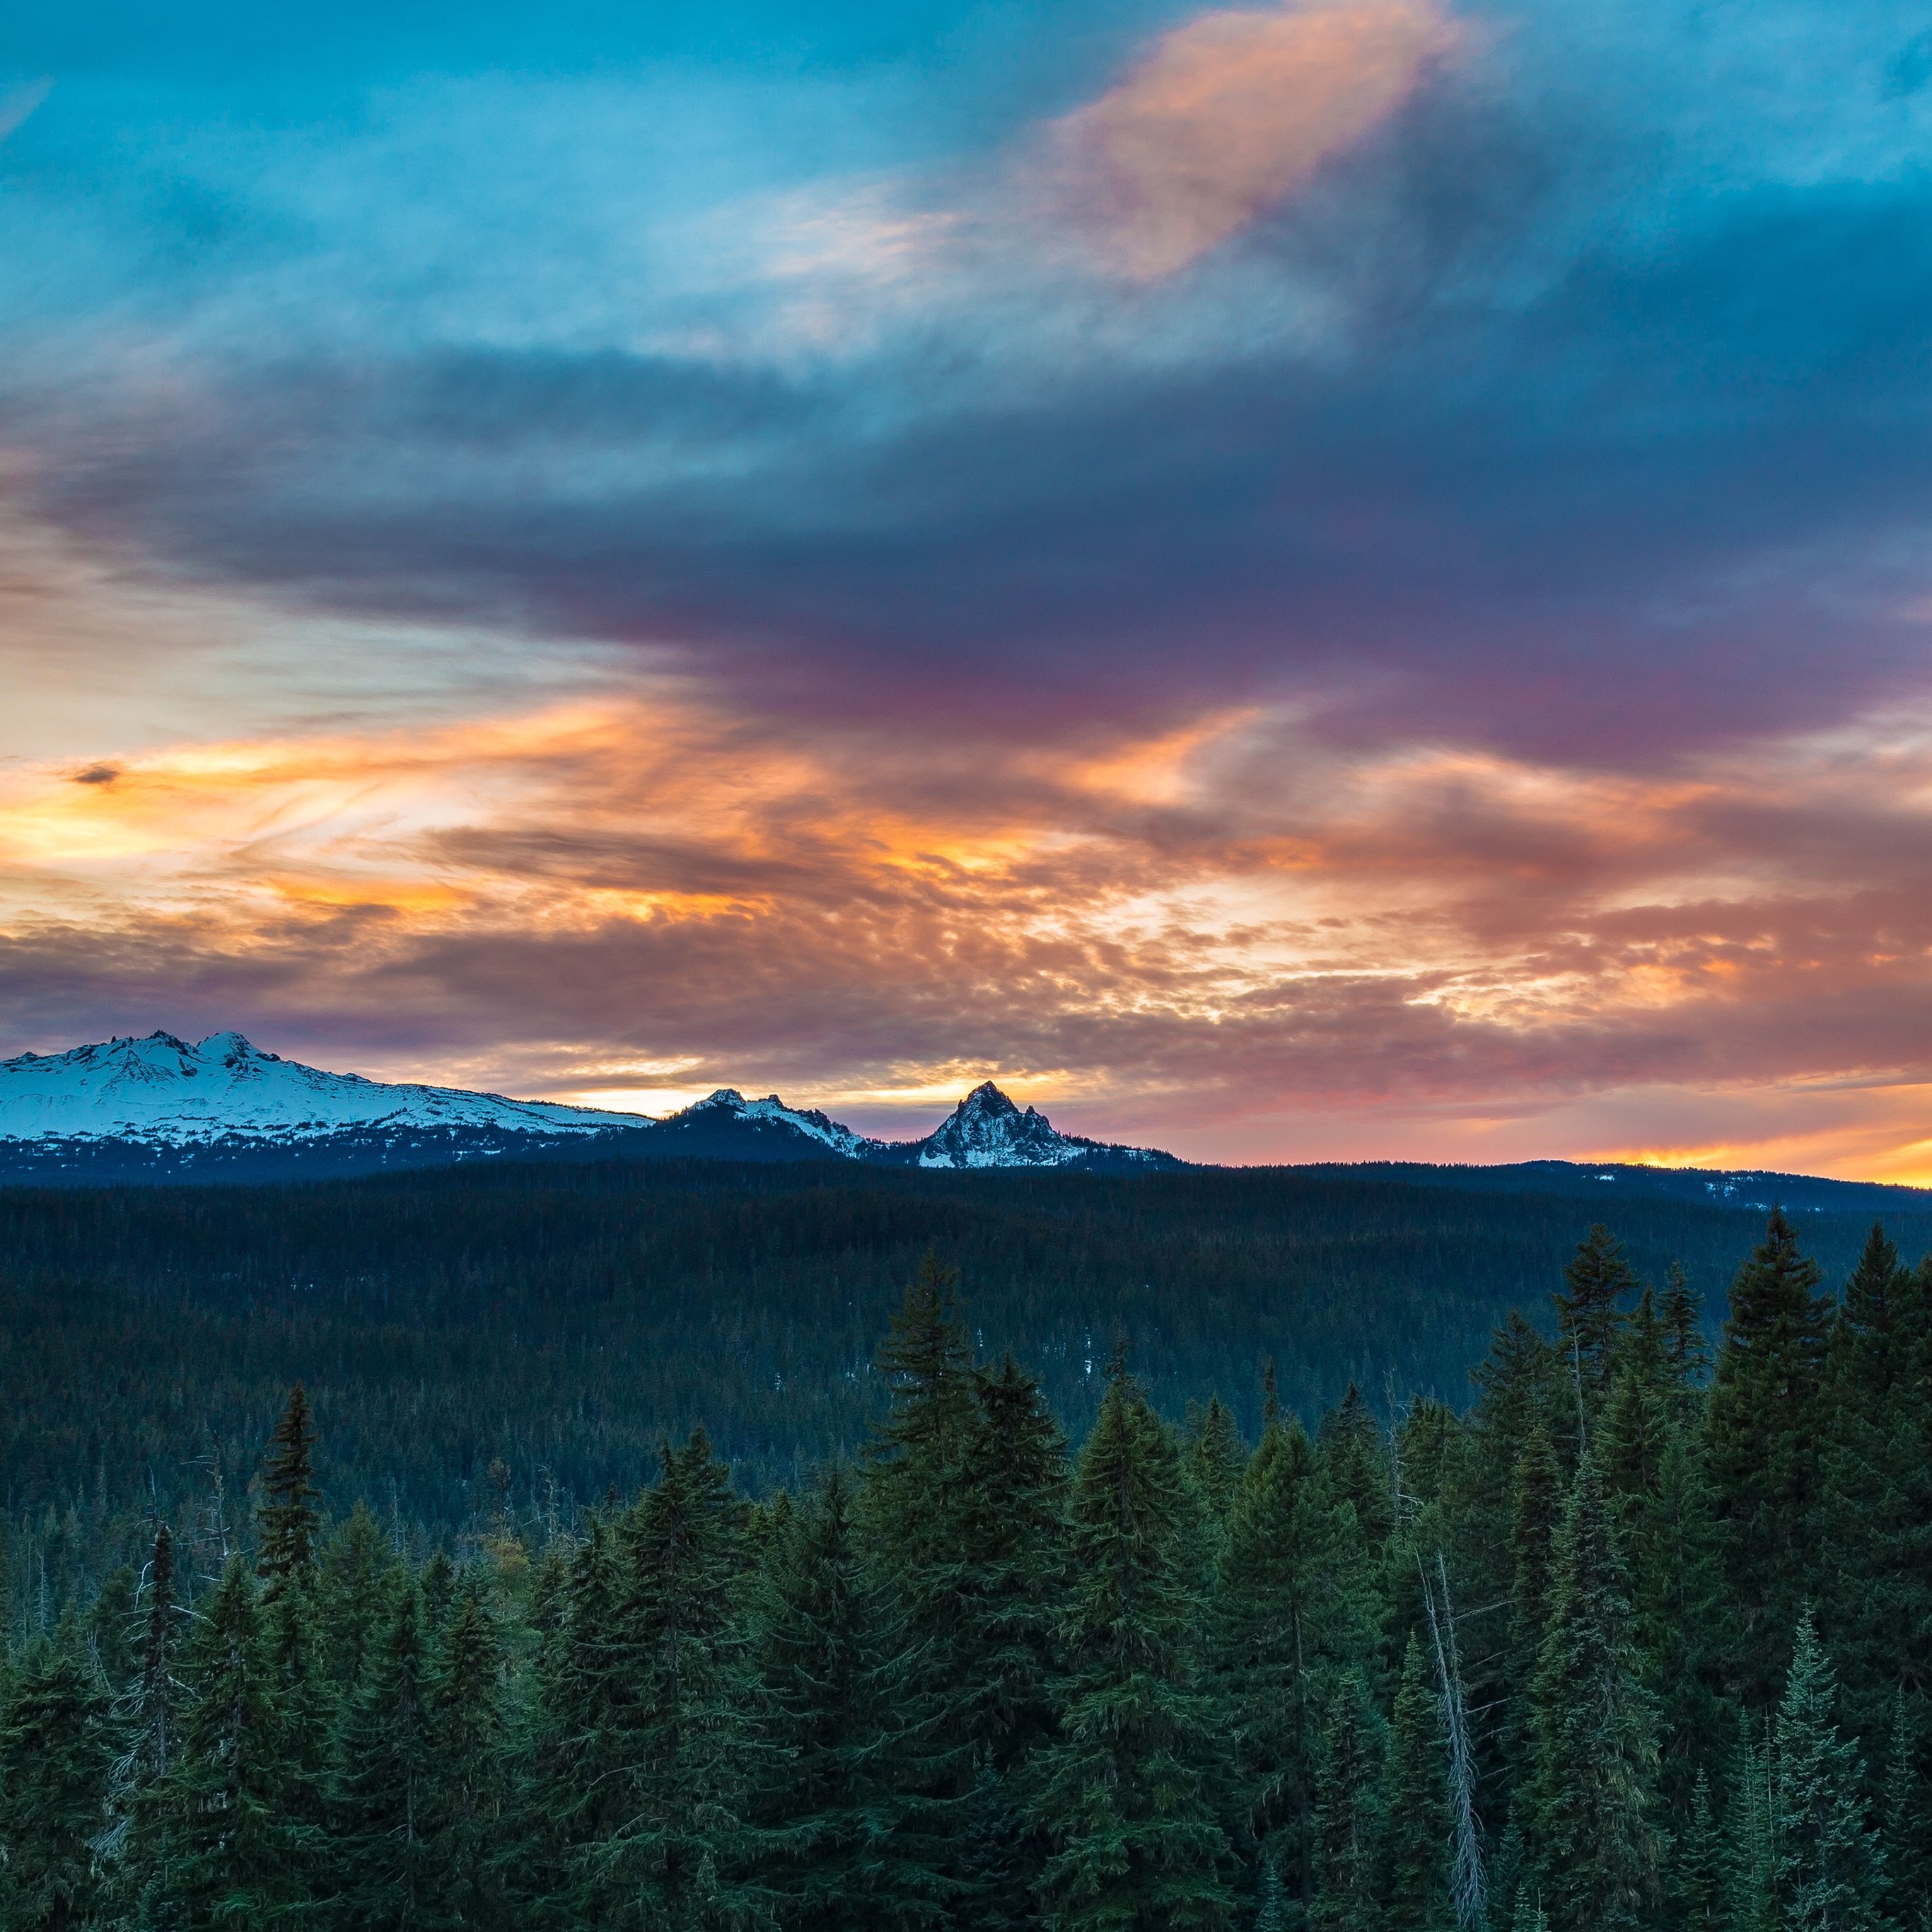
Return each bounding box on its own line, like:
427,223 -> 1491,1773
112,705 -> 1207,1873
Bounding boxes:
3,0 -> 1932,1177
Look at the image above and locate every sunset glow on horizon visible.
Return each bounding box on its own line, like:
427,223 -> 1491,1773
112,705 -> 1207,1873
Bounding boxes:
5,0 -> 1932,1177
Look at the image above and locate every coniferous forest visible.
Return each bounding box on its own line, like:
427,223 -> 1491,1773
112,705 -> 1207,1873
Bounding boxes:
3,1187 -> 1931,1929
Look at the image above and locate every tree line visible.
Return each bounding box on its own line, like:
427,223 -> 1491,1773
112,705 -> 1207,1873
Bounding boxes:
1,1207 -> 1928,1930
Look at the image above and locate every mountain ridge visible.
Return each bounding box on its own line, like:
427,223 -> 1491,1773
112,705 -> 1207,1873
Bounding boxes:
0,1032 -> 1182,1180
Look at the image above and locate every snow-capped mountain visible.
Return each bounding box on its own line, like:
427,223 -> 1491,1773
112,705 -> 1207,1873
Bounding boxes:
663,1089 -> 888,1160
0,1031 -> 644,1145
0,1032 -> 1183,1182
892,1081 -> 1176,1171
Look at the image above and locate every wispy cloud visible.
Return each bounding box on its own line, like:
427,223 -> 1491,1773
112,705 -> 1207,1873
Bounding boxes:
1044,0 -> 1462,278
0,78 -> 51,144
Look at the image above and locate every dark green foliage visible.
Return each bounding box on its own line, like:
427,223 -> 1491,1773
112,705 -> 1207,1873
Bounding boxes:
257,1383 -> 320,1591
1774,1613 -> 1888,1931
1027,1370 -> 1233,1931
331,1578 -> 438,1928
166,1554 -> 313,1928
1706,1206 -> 1835,1701
1522,1455 -> 1661,1932
1214,1411 -> 1379,1909
1379,1633 -> 1450,1931
2,1203 -> 1931,1932
1308,1670 -> 1381,1932
0,1616 -> 112,1931
755,1466 -> 947,1930
1552,1223 -> 1639,1418
585,1430 -> 760,1931
1187,1398 -> 1246,1532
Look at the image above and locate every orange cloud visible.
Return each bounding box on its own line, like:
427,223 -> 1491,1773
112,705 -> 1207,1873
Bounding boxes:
1052,0 -> 1462,279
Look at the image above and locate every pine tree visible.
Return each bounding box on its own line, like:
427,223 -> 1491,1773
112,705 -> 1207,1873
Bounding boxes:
0,1614 -> 113,1932
1672,1771 -> 1725,1931
1726,1721 -> 1779,1932
753,1465 -> 948,1931
1187,1397 -> 1247,1532
427,1575 -> 509,1929
1523,1455 -> 1661,1932
1316,1384 -> 1394,1552
1706,1209 -> 1834,1702
1027,1369 -> 1233,1931
1774,1612 -> 1887,1931
1880,1695 -> 1926,1932
1660,1263 -> 1710,1406
586,1429 -> 760,1931
257,1384 -> 321,1593
1503,1424 -> 1562,1776
331,1576 -> 438,1928
948,1353 -> 1071,1778
1214,1411 -> 1378,1911
1252,1856 -> 1288,1932
166,1554 -> 313,1928
1380,1632 -> 1450,1931
1308,1670 -> 1382,1932
1552,1226 -> 1639,1419
1816,1224 -> 1932,1746
1627,1426 -> 1728,1821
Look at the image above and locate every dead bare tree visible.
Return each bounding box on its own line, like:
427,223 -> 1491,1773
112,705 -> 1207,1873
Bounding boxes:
1419,1547 -> 1488,1932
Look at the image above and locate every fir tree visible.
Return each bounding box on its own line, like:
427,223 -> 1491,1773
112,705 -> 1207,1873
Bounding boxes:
587,1430 -> 760,1931
1316,1383 -> 1394,1552
257,1385 -> 320,1593
166,1554 -> 312,1929
427,1575 -> 509,1929
1774,1613 -> 1888,1931
1503,1424 -> 1562,1774
1552,1226 -> 1639,1420
754,1465 -> 948,1931
0,1614 -> 112,1932
948,1353 -> 1071,1778
1380,1632 -> 1450,1931
1187,1397 -> 1247,1532
1028,1369 -> 1233,1931
1214,1411 -> 1378,1911
331,1576 -> 438,1928
1523,1454 -> 1661,1932
1706,1209 -> 1834,1702
1660,1263 -> 1710,1404
1309,1670 -> 1382,1932
1672,1771 -> 1726,1932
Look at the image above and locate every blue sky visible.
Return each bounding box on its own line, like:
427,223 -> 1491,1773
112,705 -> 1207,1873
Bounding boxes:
6,0 -> 1932,1172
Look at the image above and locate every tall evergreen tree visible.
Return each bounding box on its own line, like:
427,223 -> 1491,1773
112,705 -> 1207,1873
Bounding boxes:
166,1554 -> 313,1929
0,1615 -> 112,1932
330,1576 -> 438,1929
1774,1613 -> 1888,1932
426,1576 -> 509,1930
1379,1632 -> 1450,1932
1552,1226 -> 1639,1422
1187,1399 -> 1247,1534
754,1466 -> 948,1931
1523,1455 -> 1661,1932
1027,1370 -> 1233,1931
1214,1411 -> 1378,1912
1309,1670 -> 1383,1932
1316,1384 -> 1394,1552
586,1430 -> 760,1931
257,1385 -> 320,1593
1706,1209 -> 1836,1702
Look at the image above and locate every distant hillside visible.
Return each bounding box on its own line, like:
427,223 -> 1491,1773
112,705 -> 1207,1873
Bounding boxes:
5,1158 -> 1928,1551
1312,1158 -> 1932,1216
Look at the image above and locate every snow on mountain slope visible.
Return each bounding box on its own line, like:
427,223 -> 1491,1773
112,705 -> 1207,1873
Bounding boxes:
0,1032 -> 646,1144
665,1088 -> 888,1159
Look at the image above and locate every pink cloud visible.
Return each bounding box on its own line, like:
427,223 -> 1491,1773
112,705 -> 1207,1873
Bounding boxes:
1051,0 -> 1462,278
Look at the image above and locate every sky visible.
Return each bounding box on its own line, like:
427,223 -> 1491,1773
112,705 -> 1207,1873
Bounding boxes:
4,0 -> 1932,1176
